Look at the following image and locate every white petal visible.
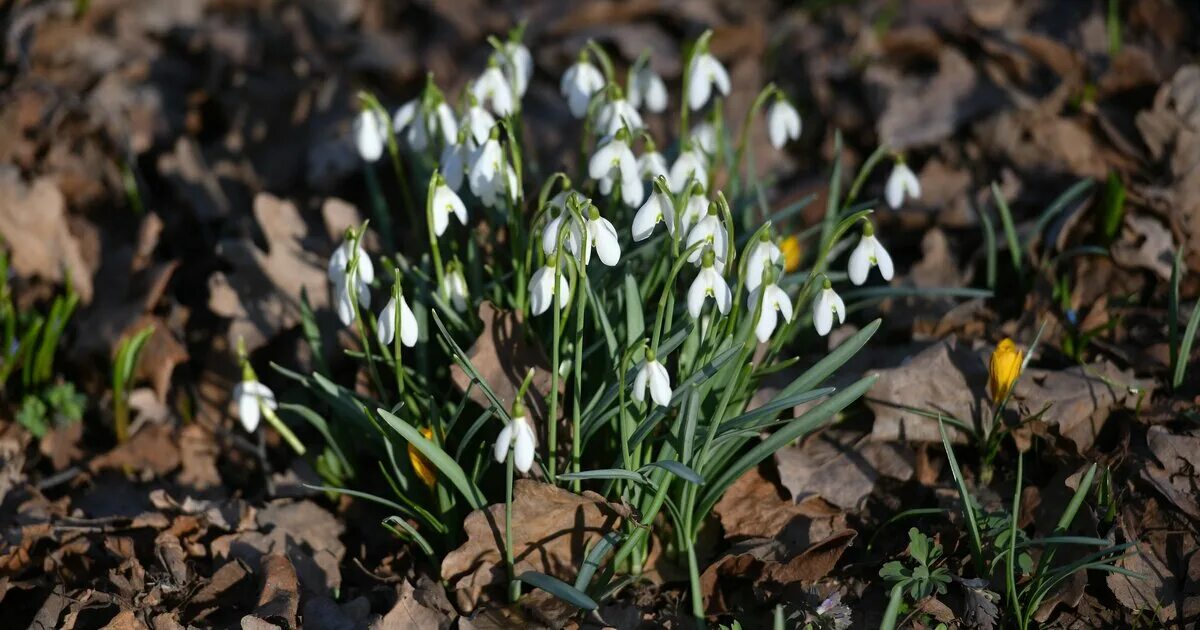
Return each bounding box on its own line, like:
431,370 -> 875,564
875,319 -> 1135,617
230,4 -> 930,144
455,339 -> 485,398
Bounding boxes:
377,297 -> 396,345
393,100 -> 417,132
711,271 -> 732,314
813,290 -> 834,336
591,218 -> 621,266
687,57 -> 712,111
328,242 -> 349,282
648,361 -> 672,406
468,140 -> 501,198
466,107 -> 495,145
633,193 -> 670,241
514,420 -> 536,473
769,285 -> 794,323
847,236 -> 873,286
335,281 -> 355,326
529,266 -> 554,316
768,103 -> 788,149
493,423 -> 514,464
588,141 -> 623,180
638,152 -> 668,179
440,144 -> 465,191
632,364 -> 649,403
902,166 -> 921,200
886,164 -> 915,209
875,239 -> 894,281
831,291 -> 846,324
556,275 -> 570,308
237,389 -> 261,432
620,172 -> 644,207
755,303 -> 778,343
354,110 -> 386,162
707,56 -> 731,96
687,273 -> 709,318
435,103 -> 458,145
644,71 -> 668,113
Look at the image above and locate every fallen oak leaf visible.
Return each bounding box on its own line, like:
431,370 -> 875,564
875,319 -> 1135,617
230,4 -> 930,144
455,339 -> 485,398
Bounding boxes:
700,530 -> 857,613
0,167 -> 94,302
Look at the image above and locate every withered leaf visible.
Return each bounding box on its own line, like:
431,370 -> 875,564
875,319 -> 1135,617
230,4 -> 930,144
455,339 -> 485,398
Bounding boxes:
450,302 -> 555,425
775,431 -> 914,511
0,167 -> 94,302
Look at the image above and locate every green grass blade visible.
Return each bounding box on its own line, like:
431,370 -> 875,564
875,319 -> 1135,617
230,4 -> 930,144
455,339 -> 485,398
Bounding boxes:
639,460 -> 704,485
991,181 -> 1023,274
940,418 -> 985,576
518,571 -> 599,611
377,407 -> 485,509
575,532 -> 622,591
1174,303 -> 1200,389
978,203 -> 997,290
624,274 -> 644,346
1169,249 -> 1183,374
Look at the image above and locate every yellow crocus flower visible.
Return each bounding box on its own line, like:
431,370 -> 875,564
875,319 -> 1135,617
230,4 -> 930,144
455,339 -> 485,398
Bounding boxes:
988,339 -> 1024,402
409,426 -> 438,488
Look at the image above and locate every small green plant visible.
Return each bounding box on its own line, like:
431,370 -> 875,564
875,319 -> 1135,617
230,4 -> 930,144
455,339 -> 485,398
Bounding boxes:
112,326 -> 155,443
879,528 -> 952,629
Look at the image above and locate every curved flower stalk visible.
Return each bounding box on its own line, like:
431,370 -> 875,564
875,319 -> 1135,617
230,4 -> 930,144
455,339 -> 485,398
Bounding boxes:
847,221 -> 894,285
767,96 -> 802,149
885,158 -> 921,208
561,53 -> 605,119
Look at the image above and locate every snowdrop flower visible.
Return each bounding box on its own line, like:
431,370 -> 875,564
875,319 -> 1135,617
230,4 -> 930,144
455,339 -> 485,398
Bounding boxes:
767,96 -> 802,149
633,184 -> 675,241
847,222 -> 894,285
628,65 -> 667,113
542,211 -> 583,258
493,405 -> 537,473
885,159 -> 921,209
750,275 -> 793,343
494,39 -> 534,98
812,279 -> 846,337
669,144 -> 707,193
529,256 -> 571,316
690,122 -> 718,155
686,51 -> 730,111
687,251 -> 731,318
393,97 -> 457,151
561,55 -> 605,119
581,204 -> 621,266
439,131 -> 472,191
597,97 -> 644,137
589,131 -> 643,207
679,184 -> 709,235
328,234 -> 374,326
468,130 -> 517,208
233,379 -> 276,433
441,261 -> 469,312
472,64 -> 515,116
637,150 -> 669,181
632,350 -> 672,406
462,102 -> 496,145
353,109 -> 388,162
377,291 -> 418,348
745,233 -> 783,292
685,203 -> 728,265
430,174 -> 468,236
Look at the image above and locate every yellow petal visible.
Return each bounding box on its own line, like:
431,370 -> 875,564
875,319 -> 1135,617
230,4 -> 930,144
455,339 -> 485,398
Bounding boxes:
988,338 -> 1024,402
409,426 -> 438,488
781,236 -> 802,273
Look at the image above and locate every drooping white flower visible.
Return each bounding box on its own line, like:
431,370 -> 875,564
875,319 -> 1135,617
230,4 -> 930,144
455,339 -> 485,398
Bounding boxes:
629,65 -> 667,113
767,98 -> 801,149
393,98 -> 456,151
377,294 -> 418,347
684,208 -> 728,265
431,176 -> 468,236
468,135 -> 517,208
637,151 -> 669,180
353,109 -> 388,162
885,160 -> 921,209
690,123 -> 717,155
669,146 -> 707,193
847,226 -> 894,285
441,264 -> 469,312
542,212 -> 583,258
472,66 -> 515,116
745,236 -> 782,292
495,40 -> 534,97
812,281 -> 846,337
561,59 -> 605,119
750,282 -> 793,343
493,413 -> 537,473
439,138 -> 471,191
589,133 -> 643,207
632,354 -> 672,406
686,52 -> 730,111
582,206 -> 621,266
633,189 -> 675,241
529,258 -> 571,316
233,380 -> 276,433
432,102 -> 458,146
329,237 -> 374,326
687,253 -> 731,318
462,105 -> 496,146
596,98 -> 644,137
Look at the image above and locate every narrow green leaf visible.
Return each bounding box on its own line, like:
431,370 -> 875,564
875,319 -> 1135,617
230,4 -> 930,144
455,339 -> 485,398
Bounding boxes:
1174,304 -> 1200,389
991,181 -> 1023,273
377,407 -> 485,509
575,532 -> 622,591
639,460 -> 704,485
518,571 -> 598,610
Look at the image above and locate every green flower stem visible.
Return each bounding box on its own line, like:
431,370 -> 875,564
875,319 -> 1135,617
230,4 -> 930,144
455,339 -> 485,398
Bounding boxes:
730,84 -> 777,199
686,539 -> 704,621
425,174 -> 446,291
261,404 -> 306,455
570,268 -> 589,492
651,241 -> 706,355
347,238 -> 388,404
843,143 -> 890,208
363,165 -> 395,253
505,448 -> 520,603
391,273 -> 405,400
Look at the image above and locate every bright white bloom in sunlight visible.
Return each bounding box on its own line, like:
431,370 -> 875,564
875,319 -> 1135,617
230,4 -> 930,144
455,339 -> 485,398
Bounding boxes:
885,161 -> 921,209
472,66 -> 515,116
393,100 -> 456,151
597,98 -> 644,137
638,151 -> 668,180
767,98 -> 801,149
561,59 -> 605,119
440,139 -> 471,191
813,281 -> 846,337
431,178 -> 468,236
751,282 -> 793,343
329,238 -> 374,326
496,41 -> 534,97
679,190 -> 709,235
529,258 -> 571,316
687,52 -> 730,111
377,294 -> 418,347
633,190 -> 675,241
233,380 -> 275,433
745,236 -> 782,292
669,147 -> 707,193
690,123 -> 717,155
494,413 -> 537,473
433,103 -> 457,146
687,253 -> 731,318
463,105 -> 496,146
685,210 -> 728,265
542,212 -> 583,257
589,134 -> 643,207
441,265 -> 469,312
847,225 -> 894,285
582,207 -> 621,266
633,354 -> 672,406
468,136 -> 517,208
353,109 -> 387,162
629,65 -> 667,113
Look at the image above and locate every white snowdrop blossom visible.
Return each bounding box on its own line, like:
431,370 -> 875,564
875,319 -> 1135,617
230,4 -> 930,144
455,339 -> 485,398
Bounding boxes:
847,225 -> 894,285
633,189 -> 675,241
233,380 -> 276,433
885,160 -> 921,209
493,412 -> 537,473
542,211 -> 583,258
472,66 -> 516,116
589,133 -> 643,207
767,98 -> 802,149
669,146 -> 707,193
582,206 -> 621,266
353,109 -> 388,162
468,134 -> 517,208
750,281 -> 793,343
561,59 -> 605,119
685,207 -> 728,265
597,98 -> 644,137
687,253 -> 732,318
328,237 -> 374,326
441,264 -> 469,312
637,151 -> 669,180
393,99 -> 456,151
686,52 -> 730,111
439,137 -> 471,191
632,353 -> 672,406
430,176 -> 468,236
496,40 -> 533,97
629,65 -> 667,113
679,188 -> 709,235
377,294 -> 418,347
529,257 -> 571,316
745,236 -> 782,292
812,281 -> 846,337
462,105 -> 496,146
690,123 -> 717,155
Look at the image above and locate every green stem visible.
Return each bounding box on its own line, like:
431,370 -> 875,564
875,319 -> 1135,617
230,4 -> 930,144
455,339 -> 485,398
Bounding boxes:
262,405 -> 306,455
571,269 -> 589,492
505,450 -> 519,603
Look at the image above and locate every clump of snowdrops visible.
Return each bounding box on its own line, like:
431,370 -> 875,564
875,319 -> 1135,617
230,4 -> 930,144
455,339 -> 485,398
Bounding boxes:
232,25 -> 910,619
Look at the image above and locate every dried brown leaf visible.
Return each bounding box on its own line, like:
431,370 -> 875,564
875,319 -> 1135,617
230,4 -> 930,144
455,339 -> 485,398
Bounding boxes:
0,167 -> 94,302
